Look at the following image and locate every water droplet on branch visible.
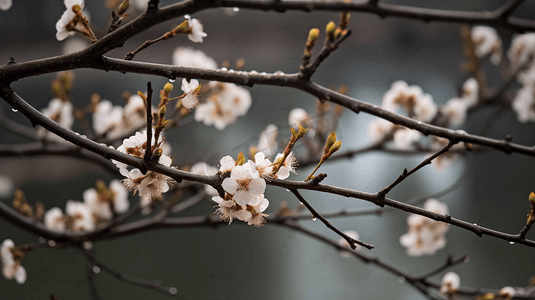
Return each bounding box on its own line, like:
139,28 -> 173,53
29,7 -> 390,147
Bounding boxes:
11,108 -> 17,112
233,7 -> 240,12
93,266 -> 101,274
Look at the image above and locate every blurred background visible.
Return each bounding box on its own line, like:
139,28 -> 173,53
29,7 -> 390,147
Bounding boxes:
1,0 -> 535,299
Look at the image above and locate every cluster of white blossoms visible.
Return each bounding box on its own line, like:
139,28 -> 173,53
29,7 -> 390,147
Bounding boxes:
471,26 -> 503,65
213,150 -> 296,227
39,98 -> 74,142
440,272 -> 460,297
1,239 -> 26,284
194,81 -> 252,130
367,81 -> 437,147
43,179 -> 129,232
399,198 -> 449,256
337,230 -> 361,257
440,77 -> 479,128
112,129 -> 173,214
92,94 -> 155,139
173,47 -> 218,70
510,33 -> 535,123
0,0 -> 12,11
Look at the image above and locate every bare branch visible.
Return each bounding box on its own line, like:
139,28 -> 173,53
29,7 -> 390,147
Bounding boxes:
289,189 -> 374,250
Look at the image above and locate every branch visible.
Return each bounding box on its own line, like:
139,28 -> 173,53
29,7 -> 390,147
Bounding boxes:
81,248 -> 177,296
289,189 -> 374,250
494,0 -> 526,19
219,0 -> 535,32
377,140 -> 455,199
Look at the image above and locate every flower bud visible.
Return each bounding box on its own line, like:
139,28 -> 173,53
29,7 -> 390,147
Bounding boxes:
159,105 -> 167,119
72,4 -> 82,12
172,20 -> 189,35
163,82 -> 173,95
308,28 -> 320,42
326,21 -> 336,41
236,152 -> 245,166
329,140 -> 342,154
334,28 -> 342,40
530,192 -> 535,206
118,0 -> 129,15
324,132 -> 337,154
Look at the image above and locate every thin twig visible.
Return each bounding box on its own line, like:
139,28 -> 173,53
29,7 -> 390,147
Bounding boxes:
289,189 -> 374,250
80,248 -> 177,296
144,82 -> 153,165
377,140 -> 455,199
415,255 -> 468,280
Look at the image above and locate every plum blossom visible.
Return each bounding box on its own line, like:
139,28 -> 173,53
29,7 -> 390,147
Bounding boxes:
471,26 -> 502,65
367,118 -> 394,143
508,33 -> 535,71
381,81 -> 437,122
440,272 -> 460,296
222,161 -> 266,206
256,124 -> 278,158
392,128 -> 420,150
219,155 -> 236,173
338,230 -> 361,257
0,0 -> 12,11
92,100 -> 124,136
288,108 -> 309,129
186,18 -> 207,43
55,0 -> 87,41
212,193 -> 269,227
195,82 -> 252,130
273,152 -> 297,179
181,79 -> 200,109
190,162 -> 219,196
512,84 -> 535,123
39,98 -> 74,142
65,200 -> 95,232
253,152 -> 273,178
173,47 -> 217,70
1,239 -> 26,284
441,98 -> 468,128
44,207 -> 66,232
112,129 -> 173,211
83,179 -> 130,223
399,198 -> 449,256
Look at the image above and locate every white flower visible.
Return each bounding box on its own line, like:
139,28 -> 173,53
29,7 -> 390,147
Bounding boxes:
0,0 -> 12,11
61,37 -> 89,55
412,93 -> 437,123
212,195 -> 238,224
440,272 -> 460,296
288,108 -> 309,128
84,187 -> 113,221
1,239 -> 26,284
65,200 -> 95,232
471,26 -> 502,65
44,207 -> 66,232
190,162 -> 219,196
109,179 -> 129,213
498,286 -> 516,299
257,124 -> 278,158
461,78 -> 479,108
512,84 -> 535,123
40,98 -> 74,142
508,33 -> 535,71
92,100 -> 124,136
392,128 -> 420,150
254,152 -> 273,178
219,155 -> 236,173
221,162 -> 266,206
246,194 -> 269,227
173,47 -> 217,69
273,152 -> 297,180
181,79 -> 200,109
194,82 -> 252,130
138,174 -> 170,202
0,175 -> 14,198
338,230 -> 361,257
441,98 -> 468,128
186,18 -> 207,43
367,118 -> 394,143
55,0 -> 86,41
399,198 -> 449,256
